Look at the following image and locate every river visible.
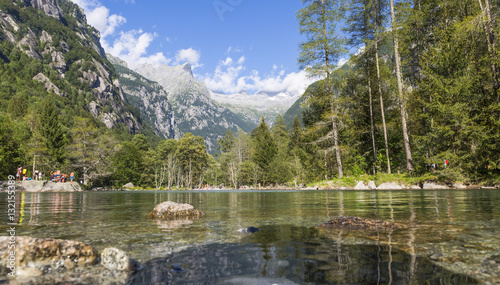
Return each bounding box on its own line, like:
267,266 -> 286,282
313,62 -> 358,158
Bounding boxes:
1,189 -> 499,284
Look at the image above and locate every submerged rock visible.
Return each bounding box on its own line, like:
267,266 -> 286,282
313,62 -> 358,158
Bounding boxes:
319,216 -> 409,231
148,201 -> 204,220
0,236 -> 98,272
237,226 -> 260,233
101,247 -> 141,272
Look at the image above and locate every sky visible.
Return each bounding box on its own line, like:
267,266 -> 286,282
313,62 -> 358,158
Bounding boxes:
69,0 -> 329,99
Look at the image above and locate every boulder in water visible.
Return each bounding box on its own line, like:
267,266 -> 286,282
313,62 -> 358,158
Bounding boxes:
101,247 -> 141,272
148,201 -> 203,220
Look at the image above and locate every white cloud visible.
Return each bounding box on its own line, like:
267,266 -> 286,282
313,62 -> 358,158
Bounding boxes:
70,0 -> 169,68
175,48 -> 202,69
201,50 -> 315,99
103,30 -> 170,68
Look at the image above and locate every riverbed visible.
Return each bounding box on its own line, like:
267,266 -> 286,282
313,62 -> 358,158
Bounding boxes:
1,190 -> 499,284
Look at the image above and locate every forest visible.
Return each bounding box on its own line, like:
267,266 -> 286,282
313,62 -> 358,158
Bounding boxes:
0,0 -> 499,188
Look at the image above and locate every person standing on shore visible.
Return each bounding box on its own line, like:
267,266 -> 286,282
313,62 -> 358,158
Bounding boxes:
70,172 -> 74,184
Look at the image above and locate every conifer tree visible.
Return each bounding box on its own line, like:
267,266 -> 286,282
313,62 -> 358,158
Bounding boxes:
389,0 -> 413,172
39,99 -> 66,166
297,0 -> 347,178
251,117 -> 277,183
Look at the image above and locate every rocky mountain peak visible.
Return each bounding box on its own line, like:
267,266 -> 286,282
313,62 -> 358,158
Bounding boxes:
181,62 -> 193,76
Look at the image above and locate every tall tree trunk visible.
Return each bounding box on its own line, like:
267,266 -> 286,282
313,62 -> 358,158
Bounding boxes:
374,1 -> 391,173
368,76 -> 378,174
364,1 -> 378,175
478,0 -> 499,98
390,0 -> 413,172
331,98 -> 343,178
322,0 -> 343,178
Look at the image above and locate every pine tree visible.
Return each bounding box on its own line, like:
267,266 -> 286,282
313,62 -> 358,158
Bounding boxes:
251,117 -> 278,184
389,0 -> 413,172
39,98 -> 66,166
297,0 -> 347,178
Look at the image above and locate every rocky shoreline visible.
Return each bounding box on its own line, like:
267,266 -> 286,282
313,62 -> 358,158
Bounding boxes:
1,180 -> 497,192
0,181 -> 82,192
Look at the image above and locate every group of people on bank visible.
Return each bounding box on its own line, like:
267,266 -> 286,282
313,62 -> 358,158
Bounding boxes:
50,170 -> 75,183
16,167 -> 42,181
16,167 -> 75,184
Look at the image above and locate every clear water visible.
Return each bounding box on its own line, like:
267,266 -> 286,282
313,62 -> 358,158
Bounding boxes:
1,189 -> 499,284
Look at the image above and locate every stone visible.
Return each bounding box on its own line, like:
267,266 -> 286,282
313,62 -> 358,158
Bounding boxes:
319,216 -> 409,231
101,247 -> 141,272
422,182 -> 449,189
237,227 -> 260,233
376,182 -> 403,190
354,181 -> 369,190
122,182 -> 135,189
33,73 -> 62,96
0,236 -> 98,271
453,183 -> 467,189
148,201 -> 204,220
367,181 -> 376,190
9,180 -> 81,192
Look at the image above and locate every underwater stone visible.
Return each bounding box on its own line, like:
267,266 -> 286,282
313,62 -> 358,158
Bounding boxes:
319,216 -> 409,231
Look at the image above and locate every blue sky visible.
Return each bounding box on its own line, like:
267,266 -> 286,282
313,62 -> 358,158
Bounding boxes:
70,0 -> 329,97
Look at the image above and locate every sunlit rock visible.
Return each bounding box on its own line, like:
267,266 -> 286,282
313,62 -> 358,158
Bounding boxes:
101,247 -> 141,272
354,181 -> 369,190
423,182 -> 449,189
0,236 -> 98,272
376,182 -> 403,190
148,201 -> 204,220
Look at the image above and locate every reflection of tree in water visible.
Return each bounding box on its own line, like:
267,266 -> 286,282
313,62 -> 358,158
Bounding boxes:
127,225 -> 475,285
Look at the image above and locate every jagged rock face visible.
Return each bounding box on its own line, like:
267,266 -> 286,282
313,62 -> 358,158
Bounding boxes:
135,63 -> 253,151
24,0 -> 62,19
0,0 -> 141,133
110,57 -> 177,139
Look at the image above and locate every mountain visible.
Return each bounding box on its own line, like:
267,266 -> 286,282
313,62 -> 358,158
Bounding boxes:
107,54 -> 177,139
0,0 -> 142,132
209,90 -> 297,126
134,63 -> 256,151
282,95 -> 305,129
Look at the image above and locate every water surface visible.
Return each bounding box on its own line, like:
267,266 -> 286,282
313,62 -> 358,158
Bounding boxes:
1,190 -> 499,284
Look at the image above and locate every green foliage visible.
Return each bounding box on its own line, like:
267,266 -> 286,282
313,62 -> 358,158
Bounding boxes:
112,142 -> 142,186
39,98 -> 66,165
176,133 -> 208,188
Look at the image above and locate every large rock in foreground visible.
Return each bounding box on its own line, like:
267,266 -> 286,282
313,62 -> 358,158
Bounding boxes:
0,236 -> 98,271
319,216 -> 408,231
148,201 -> 204,220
